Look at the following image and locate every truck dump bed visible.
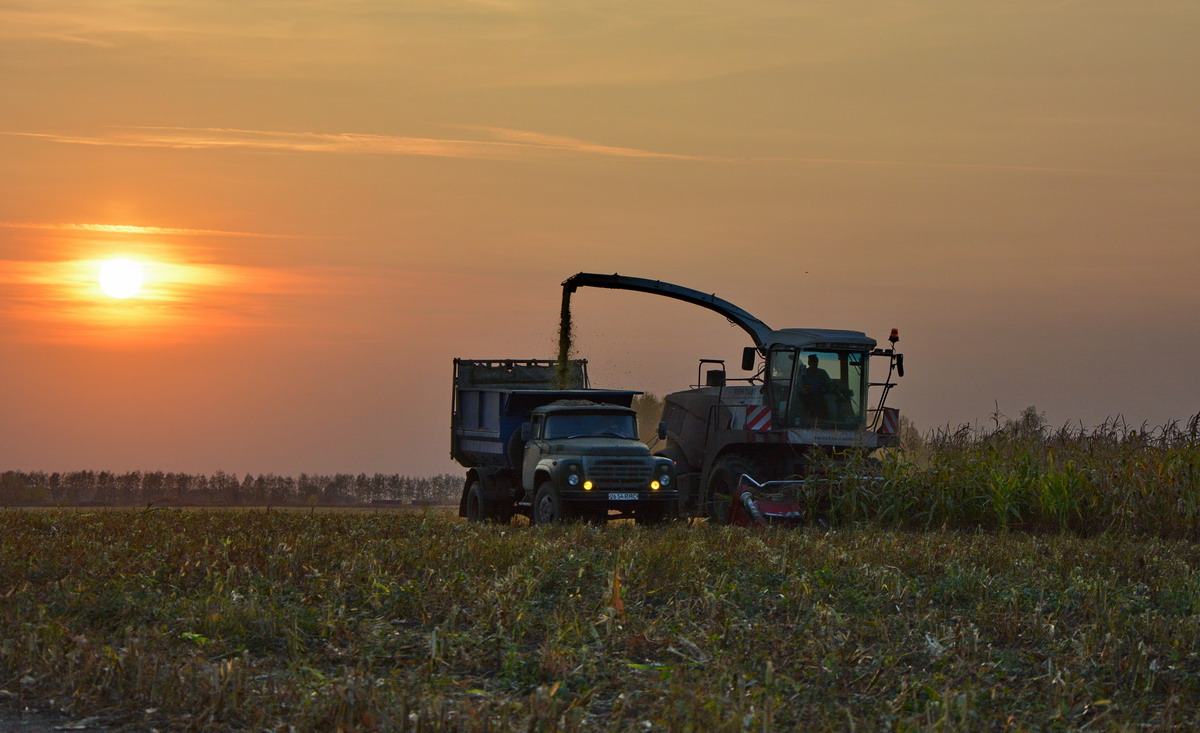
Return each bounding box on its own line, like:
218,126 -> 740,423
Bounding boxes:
451,359 -> 639,469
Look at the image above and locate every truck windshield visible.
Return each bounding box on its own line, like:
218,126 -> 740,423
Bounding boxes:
768,349 -> 867,430
544,413 -> 638,439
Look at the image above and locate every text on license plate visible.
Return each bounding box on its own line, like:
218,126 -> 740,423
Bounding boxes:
608,492 -> 638,501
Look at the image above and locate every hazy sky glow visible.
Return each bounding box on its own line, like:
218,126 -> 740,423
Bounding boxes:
2,0 -> 1198,475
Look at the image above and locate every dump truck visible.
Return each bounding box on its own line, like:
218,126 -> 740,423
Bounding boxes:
560,273 -> 905,523
451,358 -> 678,524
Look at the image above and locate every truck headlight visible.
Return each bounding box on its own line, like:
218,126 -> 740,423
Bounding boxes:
659,474 -> 671,487
650,480 -> 660,490
567,473 -> 580,486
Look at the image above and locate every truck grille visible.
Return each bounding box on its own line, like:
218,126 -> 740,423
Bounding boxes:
588,458 -> 652,489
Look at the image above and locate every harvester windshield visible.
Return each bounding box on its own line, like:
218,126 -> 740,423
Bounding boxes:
768,349 -> 867,430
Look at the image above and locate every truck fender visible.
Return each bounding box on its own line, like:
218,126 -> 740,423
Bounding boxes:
532,462 -> 556,489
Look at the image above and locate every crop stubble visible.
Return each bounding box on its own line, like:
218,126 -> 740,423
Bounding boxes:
2,507 -> 1200,730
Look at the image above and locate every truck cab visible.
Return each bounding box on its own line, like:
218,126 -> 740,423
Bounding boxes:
521,401 -> 677,523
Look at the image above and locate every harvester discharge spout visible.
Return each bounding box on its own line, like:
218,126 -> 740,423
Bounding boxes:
561,272 -> 775,351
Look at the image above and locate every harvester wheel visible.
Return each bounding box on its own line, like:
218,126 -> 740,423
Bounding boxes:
705,455 -> 759,524
532,482 -> 564,525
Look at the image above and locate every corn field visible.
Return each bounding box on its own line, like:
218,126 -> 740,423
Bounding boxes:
812,412 -> 1200,538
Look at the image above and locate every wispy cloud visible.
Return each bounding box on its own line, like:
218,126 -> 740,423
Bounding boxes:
757,155 -> 1153,177
6,125 -> 1170,176
452,125 -> 701,160
2,125 -> 695,161
0,221 -> 302,239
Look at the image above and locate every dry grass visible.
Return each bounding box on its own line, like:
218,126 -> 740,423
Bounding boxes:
3,509 -> 1200,729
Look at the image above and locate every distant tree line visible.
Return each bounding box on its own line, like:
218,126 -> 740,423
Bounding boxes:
0,470 -> 462,507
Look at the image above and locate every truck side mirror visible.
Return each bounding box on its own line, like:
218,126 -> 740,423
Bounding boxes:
657,421 -> 667,440
741,347 -> 757,371
520,423 -> 532,441
896,354 -> 905,378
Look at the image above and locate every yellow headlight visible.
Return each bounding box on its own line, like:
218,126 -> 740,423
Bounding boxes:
650,480 -> 660,490
583,480 -> 593,490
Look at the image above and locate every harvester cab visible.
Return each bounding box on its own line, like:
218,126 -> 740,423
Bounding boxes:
560,272 -> 906,523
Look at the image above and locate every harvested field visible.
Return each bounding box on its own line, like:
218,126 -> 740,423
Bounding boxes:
3,509 -> 1199,729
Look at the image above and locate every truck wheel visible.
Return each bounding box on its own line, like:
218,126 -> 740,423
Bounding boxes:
464,478 -> 484,522
533,482 -> 564,525
465,477 -> 513,524
705,455 -> 758,524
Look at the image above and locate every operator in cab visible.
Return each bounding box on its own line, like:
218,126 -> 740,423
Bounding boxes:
799,354 -> 833,421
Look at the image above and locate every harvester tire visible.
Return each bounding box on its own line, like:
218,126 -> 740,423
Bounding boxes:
532,482 -> 564,525
705,455 -> 759,524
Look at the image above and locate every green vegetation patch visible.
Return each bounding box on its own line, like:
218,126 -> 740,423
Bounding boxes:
3,510 -> 1200,729
812,411 -> 1200,538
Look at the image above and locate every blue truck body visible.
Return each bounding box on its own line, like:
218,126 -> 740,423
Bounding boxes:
450,359 -> 638,469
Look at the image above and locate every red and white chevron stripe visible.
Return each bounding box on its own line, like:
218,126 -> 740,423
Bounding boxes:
879,407 -> 899,435
745,405 -> 773,431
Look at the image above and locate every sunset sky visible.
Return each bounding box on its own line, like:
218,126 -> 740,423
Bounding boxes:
2,1 -> 1198,477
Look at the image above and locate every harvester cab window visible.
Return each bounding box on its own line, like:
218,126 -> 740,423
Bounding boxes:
767,350 -> 795,417
544,413 -> 638,440
787,350 -> 867,430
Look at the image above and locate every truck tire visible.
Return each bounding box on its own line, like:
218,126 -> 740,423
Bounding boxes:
532,481 -> 564,525
465,477 -> 513,524
705,455 -> 759,524
464,477 -> 485,522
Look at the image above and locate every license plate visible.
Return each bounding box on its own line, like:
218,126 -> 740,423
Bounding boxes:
608,492 -> 638,501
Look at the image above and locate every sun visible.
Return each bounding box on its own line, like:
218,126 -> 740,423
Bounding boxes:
98,258 -> 145,299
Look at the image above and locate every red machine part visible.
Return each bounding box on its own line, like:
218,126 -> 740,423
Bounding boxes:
726,475 -> 804,527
